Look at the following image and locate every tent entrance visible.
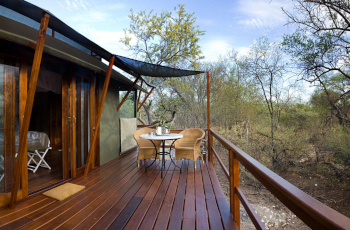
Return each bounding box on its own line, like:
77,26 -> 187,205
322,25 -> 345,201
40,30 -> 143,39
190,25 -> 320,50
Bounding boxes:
27,68 -> 63,193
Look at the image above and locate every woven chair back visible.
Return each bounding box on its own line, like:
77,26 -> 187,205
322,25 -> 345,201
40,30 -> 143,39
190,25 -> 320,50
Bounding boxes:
133,128 -> 161,148
178,128 -> 205,146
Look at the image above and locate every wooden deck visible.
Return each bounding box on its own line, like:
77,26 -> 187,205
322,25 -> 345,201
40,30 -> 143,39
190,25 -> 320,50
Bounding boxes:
0,148 -> 237,230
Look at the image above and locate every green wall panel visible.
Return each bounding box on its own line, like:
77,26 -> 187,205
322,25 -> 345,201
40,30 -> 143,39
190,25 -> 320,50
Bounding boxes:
100,77 -> 120,165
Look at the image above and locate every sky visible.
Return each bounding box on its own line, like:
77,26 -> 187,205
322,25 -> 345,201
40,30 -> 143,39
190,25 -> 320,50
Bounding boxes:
25,0 -> 296,62
23,0 -> 313,99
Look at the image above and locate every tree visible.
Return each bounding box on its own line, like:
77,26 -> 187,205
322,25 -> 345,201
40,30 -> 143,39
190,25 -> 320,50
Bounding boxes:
244,37 -> 292,169
120,4 -> 205,125
282,0 -> 350,127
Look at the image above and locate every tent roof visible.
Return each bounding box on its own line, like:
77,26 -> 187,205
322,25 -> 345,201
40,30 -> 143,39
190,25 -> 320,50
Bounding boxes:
0,15 -> 147,92
0,0 -> 204,80
114,55 -> 204,78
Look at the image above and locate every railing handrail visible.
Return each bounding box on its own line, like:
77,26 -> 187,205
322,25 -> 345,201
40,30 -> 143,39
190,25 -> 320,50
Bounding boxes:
209,128 -> 350,230
137,124 -> 156,129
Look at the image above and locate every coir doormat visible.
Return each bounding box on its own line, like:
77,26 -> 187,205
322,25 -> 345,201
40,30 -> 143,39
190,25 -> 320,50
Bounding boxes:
43,183 -> 85,201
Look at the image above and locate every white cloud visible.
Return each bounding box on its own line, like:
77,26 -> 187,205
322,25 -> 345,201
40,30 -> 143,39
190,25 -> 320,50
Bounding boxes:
237,0 -> 293,29
202,38 -> 234,61
202,38 -> 252,61
70,10 -> 111,22
197,18 -> 215,26
79,28 -> 137,57
59,0 -> 125,23
62,0 -> 90,10
236,46 -> 250,57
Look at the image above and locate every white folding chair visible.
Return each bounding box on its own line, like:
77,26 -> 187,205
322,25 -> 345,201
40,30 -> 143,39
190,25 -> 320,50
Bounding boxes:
27,132 -> 52,173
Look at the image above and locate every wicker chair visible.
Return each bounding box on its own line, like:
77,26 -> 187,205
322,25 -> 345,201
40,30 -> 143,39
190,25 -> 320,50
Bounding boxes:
133,128 -> 161,168
174,128 -> 205,169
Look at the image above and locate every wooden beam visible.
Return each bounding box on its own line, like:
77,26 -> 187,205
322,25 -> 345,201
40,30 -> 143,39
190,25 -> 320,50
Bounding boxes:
207,72 -> 212,163
137,87 -> 154,112
28,41 -> 36,50
84,55 -> 115,176
134,89 -> 137,118
19,53 -> 28,198
233,152 -> 240,229
116,75 -> 141,112
9,13 -> 50,209
137,80 -> 143,108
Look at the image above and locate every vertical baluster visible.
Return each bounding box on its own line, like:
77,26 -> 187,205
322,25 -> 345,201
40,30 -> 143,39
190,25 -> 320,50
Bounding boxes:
231,149 -> 240,229
210,132 -> 214,164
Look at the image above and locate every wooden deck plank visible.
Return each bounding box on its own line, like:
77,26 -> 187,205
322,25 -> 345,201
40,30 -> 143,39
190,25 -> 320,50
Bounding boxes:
138,162 -> 176,230
34,162 -> 138,229
182,160 -> 196,230
99,162 -> 171,230
207,162 -> 238,230
0,155 -> 135,229
0,149 -> 235,230
153,161 -> 183,230
167,160 -> 188,230
201,162 -> 225,230
55,161 -> 145,230
73,162 -> 158,230
0,195 -> 47,217
123,161 -> 174,230
107,196 -> 142,230
0,216 -> 32,230
19,156 -> 137,229
0,198 -> 56,227
195,161 -> 210,230
73,150 -> 136,185
108,162 -> 173,230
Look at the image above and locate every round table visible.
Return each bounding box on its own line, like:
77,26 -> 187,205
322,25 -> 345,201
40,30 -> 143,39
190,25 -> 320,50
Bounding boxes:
140,133 -> 183,178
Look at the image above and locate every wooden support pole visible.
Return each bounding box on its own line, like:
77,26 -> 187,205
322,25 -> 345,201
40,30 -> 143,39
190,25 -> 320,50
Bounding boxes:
19,53 -> 28,198
229,149 -> 234,213
9,13 -> 50,209
116,75 -> 141,112
232,150 -> 240,229
207,72 -> 212,163
133,90 -> 137,118
84,55 -> 115,177
137,87 -> 154,112
137,80 -> 143,109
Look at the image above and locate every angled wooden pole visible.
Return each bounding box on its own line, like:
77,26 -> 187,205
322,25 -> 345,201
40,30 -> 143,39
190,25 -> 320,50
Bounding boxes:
137,87 -> 155,112
137,80 -> 143,108
9,13 -> 50,208
116,75 -> 141,112
84,55 -> 115,177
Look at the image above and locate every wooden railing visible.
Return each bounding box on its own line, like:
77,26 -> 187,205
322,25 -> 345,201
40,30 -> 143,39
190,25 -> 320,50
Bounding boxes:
208,128 -> 350,230
137,124 -> 156,129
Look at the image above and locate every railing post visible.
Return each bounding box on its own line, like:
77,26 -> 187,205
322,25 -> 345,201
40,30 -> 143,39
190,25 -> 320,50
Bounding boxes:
230,149 -> 240,229
210,131 -> 214,164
